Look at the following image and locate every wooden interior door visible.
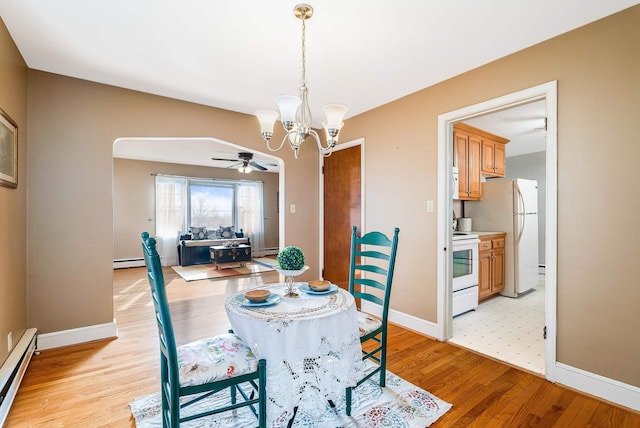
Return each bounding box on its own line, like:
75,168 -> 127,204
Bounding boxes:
323,145 -> 361,290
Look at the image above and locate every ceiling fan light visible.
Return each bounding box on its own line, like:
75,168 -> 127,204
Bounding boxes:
323,104 -> 348,130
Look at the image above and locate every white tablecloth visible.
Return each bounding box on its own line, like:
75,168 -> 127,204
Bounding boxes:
225,283 -> 363,425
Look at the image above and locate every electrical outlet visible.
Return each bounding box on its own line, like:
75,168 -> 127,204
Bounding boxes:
7,332 -> 12,352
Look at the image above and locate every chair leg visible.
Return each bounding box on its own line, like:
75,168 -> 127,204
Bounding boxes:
380,332 -> 387,387
346,386 -> 353,416
258,359 -> 267,428
230,384 -> 237,405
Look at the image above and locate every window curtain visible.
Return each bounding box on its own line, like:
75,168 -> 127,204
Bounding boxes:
155,176 -> 187,266
237,181 -> 266,257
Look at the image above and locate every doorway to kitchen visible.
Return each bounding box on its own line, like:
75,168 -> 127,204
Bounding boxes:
436,81 -> 557,381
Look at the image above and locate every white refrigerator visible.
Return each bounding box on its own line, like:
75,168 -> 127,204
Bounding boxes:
465,178 -> 539,298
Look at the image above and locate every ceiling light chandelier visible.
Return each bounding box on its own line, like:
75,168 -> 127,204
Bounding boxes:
255,3 -> 348,159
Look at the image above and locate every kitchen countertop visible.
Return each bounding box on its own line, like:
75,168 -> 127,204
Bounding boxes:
471,231 -> 506,236
453,230 -> 505,237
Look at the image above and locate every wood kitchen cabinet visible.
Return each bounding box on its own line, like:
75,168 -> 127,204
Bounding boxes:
454,125 -> 482,200
481,136 -> 508,177
453,123 -> 509,200
478,233 -> 506,301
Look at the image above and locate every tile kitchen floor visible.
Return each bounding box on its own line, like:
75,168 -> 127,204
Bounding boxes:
450,274 -> 545,375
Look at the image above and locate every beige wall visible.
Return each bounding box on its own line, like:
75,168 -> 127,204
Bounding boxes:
113,158 -> 280,260
7,4 -> 638,392
0,19 -> 28,365
338,6 -> 640,386
27,70 -> 319,334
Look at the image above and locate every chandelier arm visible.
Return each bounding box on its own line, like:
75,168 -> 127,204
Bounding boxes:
309,129 -> 332,151
264,133 -> 288,153
308,129 -> 334,157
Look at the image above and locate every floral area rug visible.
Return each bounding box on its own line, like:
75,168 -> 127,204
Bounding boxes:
129,364 -> 452,427
171,260 -> 275,282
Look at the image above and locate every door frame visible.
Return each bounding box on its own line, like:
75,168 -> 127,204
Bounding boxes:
318,137 -> 365,279
436,81 -> 558,381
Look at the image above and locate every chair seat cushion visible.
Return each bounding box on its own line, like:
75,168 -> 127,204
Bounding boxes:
356,311 -> 382,336
177,333 -> 258,387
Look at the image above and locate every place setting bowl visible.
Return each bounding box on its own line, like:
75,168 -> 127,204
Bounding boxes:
308,280 -> 330,292
300,280 -> 338,295
239,289 -> 282,307
244,289 -> 271,303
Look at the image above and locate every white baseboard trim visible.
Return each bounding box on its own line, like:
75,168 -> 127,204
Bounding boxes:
361,301 -> 439,340
113,258 -> 145,269
0,328 -> 37,427
361,302 -> 639,412
555,362 -> 640,412
37,320 -> 118,351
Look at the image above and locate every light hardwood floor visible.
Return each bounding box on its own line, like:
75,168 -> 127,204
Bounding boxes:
6,267 -> 640,427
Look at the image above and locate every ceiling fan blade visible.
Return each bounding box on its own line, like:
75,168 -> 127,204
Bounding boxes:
226,162 -> 243,169
250,161 -> 267,171
211,157 -> 238,162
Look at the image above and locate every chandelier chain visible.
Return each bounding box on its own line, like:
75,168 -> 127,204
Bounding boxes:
301,17 -> 306,87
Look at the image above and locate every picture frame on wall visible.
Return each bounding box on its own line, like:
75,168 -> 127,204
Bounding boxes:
0,107 -> 18,189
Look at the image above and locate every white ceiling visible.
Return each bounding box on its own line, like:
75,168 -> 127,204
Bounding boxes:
463,100 -> 547,158
1,0 -> 637,169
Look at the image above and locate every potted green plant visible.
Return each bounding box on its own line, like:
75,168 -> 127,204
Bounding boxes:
276,246 -> 305,271
276,246 -> 308,297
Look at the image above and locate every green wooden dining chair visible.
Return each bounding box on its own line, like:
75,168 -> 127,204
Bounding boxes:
345,226 -> 400,416
141,232 -> 267,427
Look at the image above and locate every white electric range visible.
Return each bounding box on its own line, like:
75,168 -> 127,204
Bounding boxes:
452,232 -> 480,316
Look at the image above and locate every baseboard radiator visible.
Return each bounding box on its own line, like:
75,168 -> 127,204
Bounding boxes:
113,258 -> 146,269
0,328 -> 37,426
264,247 -> 279,256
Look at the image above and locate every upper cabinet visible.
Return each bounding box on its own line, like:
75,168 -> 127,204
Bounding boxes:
454,127 -> 482,200
481,136 -> 508,177
453,123 -> 509,200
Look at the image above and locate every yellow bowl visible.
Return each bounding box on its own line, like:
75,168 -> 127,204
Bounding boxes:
308,280 -> 331,292
244,289 -> 271,303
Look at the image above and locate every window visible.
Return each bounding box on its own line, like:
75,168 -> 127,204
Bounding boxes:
188,181 -> 234,229
155,175 -> 266,265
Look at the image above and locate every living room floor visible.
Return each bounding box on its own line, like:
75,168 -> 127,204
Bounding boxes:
9,270 -> 637,426
449,274 -> 546,375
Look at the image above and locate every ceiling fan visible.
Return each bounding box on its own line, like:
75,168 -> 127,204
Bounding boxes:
211,152 -> 277,172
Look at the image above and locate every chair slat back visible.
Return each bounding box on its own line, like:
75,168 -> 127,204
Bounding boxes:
348,226 -> 400,321
141,232 -> 179,383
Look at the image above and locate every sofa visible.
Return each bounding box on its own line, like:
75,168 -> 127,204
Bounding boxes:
177,226 -> 250,266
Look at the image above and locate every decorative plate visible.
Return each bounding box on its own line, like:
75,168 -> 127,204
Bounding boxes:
299,283 -> 339,295
235,293 -> 282,307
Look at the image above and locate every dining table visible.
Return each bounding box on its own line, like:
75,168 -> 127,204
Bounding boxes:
225,281 -> 363,425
